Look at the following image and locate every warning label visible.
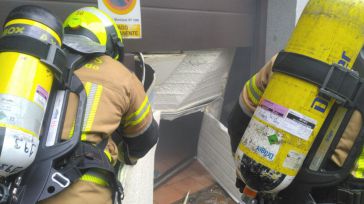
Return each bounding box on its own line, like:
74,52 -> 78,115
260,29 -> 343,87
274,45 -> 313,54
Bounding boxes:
255,99 -> 317,140
117,24 -> 141,39
98,0 -> 142,39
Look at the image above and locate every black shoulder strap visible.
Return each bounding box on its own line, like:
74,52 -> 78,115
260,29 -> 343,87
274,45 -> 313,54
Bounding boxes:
63,48 -> 101,71
272,51 -> 364,189
56,140 -> 123,204
0,35 -> 67,84
273,51 -> 364,113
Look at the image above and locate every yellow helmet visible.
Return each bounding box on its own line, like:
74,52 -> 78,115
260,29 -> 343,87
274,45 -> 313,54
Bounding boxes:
63,7 -> 124,61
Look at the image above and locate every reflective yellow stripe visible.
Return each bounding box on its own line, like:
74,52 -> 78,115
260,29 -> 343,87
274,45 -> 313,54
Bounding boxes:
104,149 -> 112,162
124,96 -> 149,122
68,122 -> 75,139
355,171 -> 363,178
80,173 -> 108,187
354,167 -> 364,178
252,75 -> 263,96
124,105 -> 151,127
5,19 -> 61,45
353,150 -> 364,178
80,150 -> 112,186
245,80 -> 259,106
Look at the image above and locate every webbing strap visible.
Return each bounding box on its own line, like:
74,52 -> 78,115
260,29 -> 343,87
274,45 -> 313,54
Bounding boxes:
0,35 -> 67,83
337,188 -> 364,204
59,141 -> 123,204
273,51 -> 364,113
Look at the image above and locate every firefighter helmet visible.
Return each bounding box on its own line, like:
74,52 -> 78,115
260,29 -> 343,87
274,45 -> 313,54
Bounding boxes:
63,7 -> 124,62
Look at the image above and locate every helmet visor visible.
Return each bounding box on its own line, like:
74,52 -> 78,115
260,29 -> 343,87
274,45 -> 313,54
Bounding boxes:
63,34 -> 106,54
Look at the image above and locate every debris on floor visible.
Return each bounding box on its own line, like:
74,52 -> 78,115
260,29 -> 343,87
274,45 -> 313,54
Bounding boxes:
173,184 -> 236,204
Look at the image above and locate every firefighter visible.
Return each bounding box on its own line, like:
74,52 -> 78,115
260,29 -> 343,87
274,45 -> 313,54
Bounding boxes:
227,0 -> 364,202
40,7 -> 159,204
227,54 -> 363,203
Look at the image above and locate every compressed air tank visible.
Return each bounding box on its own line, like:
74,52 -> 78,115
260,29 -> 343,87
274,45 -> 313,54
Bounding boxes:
0,5 -> 63,177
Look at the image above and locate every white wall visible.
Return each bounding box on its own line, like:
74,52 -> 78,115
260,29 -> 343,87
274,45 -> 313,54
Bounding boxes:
296,0 -> 309,23
264,0 -> 310,63
265,0 -> 296,62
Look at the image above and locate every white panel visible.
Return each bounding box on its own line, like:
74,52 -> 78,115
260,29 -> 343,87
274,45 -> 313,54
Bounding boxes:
118,146 -> 156,204
197,112 -> 241,202
150,49 -> 234,120
117,111 -> 161,204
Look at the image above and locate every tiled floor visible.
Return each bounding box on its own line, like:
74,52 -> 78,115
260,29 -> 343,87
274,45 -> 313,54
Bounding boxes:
153,160 -> 215,204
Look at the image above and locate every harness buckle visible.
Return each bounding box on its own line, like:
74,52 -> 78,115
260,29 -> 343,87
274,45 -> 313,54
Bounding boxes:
319,64 -> 361,106
51,172 -> 70,188
337,187 -> 364,204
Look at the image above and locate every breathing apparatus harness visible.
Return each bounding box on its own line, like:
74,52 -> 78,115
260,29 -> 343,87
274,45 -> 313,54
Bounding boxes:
2,26 -> 124,204
257,51 -> 364,204
6,47 -> 125,204
0,29 -> 70,204
60,46 -> 125,204
0,5 -> 127,204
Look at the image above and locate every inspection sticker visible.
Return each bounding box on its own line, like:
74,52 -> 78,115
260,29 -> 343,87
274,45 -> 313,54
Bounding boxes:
283,150 -> 305,170
98,0 -> 142,39
255,99 -> 317,140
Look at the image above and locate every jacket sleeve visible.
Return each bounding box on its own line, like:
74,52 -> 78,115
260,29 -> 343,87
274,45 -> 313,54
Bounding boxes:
227,54 -> 276,154
118,73 -> 159,165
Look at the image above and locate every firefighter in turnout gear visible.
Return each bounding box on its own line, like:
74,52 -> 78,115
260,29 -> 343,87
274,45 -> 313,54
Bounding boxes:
228,1 -> 364,203
228,54 -> 364,203
40,7 -> 159,204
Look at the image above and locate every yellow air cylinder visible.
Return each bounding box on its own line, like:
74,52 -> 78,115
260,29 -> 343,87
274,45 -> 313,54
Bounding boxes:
0,5 -> 63,177
235,0 -> 364,193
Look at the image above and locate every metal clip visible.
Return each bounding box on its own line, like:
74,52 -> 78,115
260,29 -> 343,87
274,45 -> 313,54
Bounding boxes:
319,64 -> 358,104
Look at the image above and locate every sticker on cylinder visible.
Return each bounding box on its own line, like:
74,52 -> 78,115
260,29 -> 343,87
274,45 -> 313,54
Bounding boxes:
241,118 -> 282,161
283,150 -> 305,170
255,99 -> 317,140
0,128 -> 39,176
34,85 -> 49,110
0,94 -> 45,136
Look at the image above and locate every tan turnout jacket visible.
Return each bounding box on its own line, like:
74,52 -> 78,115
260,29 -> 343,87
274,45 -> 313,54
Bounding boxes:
62,55 -> 153,163
41,55 -> 152,204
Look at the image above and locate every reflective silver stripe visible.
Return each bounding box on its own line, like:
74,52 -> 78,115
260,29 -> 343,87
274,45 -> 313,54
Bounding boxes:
123,119 -> 153,138
83,83 -> 98,130
123,102 -> 151,127
80,7 -> 113,27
